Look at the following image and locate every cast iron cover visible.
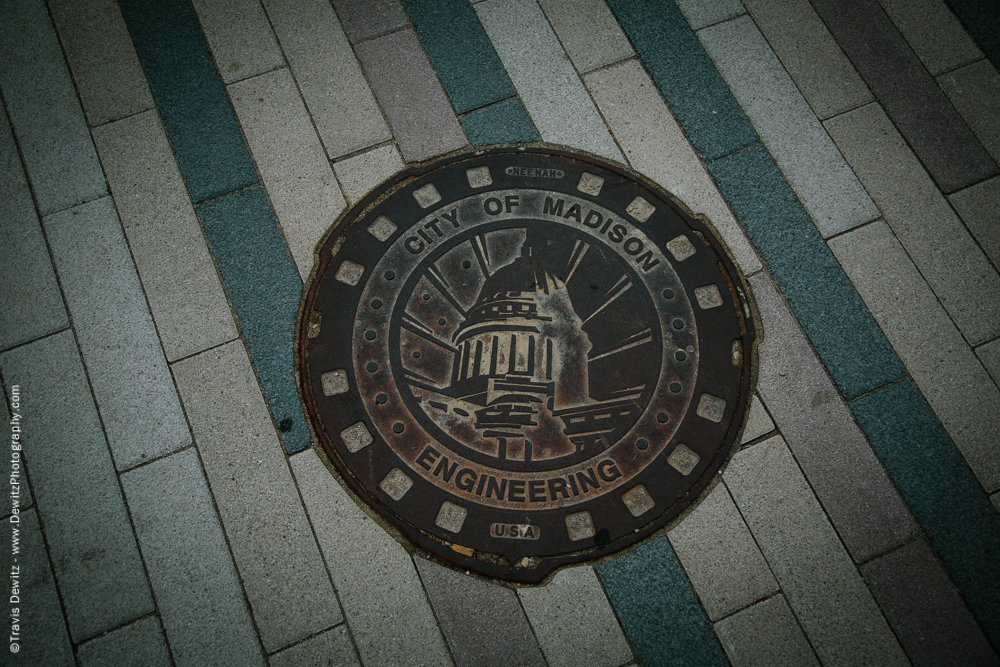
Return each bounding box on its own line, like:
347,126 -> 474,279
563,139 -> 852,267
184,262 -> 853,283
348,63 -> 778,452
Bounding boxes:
298,146 -> 755,583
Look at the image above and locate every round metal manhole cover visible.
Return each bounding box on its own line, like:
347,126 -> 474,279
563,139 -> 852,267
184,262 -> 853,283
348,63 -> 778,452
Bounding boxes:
298,146 -> 755,583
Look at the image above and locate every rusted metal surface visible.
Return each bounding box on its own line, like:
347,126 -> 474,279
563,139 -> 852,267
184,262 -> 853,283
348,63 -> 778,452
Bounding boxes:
298,147 -> 756,583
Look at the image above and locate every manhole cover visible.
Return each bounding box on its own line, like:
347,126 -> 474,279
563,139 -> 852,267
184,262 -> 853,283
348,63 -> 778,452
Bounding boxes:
298,146 -> 755,583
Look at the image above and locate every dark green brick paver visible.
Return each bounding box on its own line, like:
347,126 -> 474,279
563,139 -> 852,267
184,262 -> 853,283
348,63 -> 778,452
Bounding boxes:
197,187 -> 311,454
598,538 -> 728,667
460,98 -> 539,145
119,0 -> 257,202
852,380 -> 1000,649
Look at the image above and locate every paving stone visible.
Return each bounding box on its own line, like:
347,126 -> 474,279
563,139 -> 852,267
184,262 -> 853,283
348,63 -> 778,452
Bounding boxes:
229,68 -> 347,281
44,198 -> 190,470
584,60 -> 762,275
403,0 -> 516,114
675,0 -> 745,30
192,0 -> 284,84
749,272 -> 916,560
977,337 -> 1000,387
519,565 -> 634,667
289,448 -> 452,667
710,147 -> 905,399
851,379 -> 1000,650
940,0 -> 1000,67
330,0 -> 409,43
355,28 -> 467,163
475,0 -> 624,162
333,144 -> 405,206
742,0 -> 872,120
723,435 -> 909,667
811,0 -> 998,193
860,539 -> 999,667
993,492 -> 1000,515
740,395 -> 775,444
949,175 -> 1000,269
414,557 -> 546,667
599,539 -> 725,667
0,331 -> 154,642
77,616 -> 172,667
263,0 -> 391,160
0,510 -> 73,666
270,625 -> 361,667
878,0 -> 983,76
667,484 -> 778,620
938,59 -> 1000,165
92,111 -> 238,362
460,98 -> 540,145
0,105 -> 68,352
197,187 -> 311,454
0,0 -> 106,215
830,221 -> 1000,491
537,0 -> 635,73
605,0 -> 758,160
48,0 -> 155,126
119,0 -> 258,202
121,448 -> 266,667
172,342 -> 342,652
826,103 -> 1000,346
713,595 -> 820,667
698,16 -> 879,237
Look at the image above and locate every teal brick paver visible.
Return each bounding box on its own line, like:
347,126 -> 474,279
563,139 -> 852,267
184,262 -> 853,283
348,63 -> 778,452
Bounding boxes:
606,0 -> 758,160
0,105 -> 68,351
403,0 -> 516,114
191,0 -> 284,84
121,449 -> 266,667
583,59 -> 762,275
197,187 -> 312,454
119,0 -> 258,202
0,0 -> 106,215
77,616 -> 172,667
708,145 -> 905,399
829,221 -> 1000,491
44,197 -> 191,470
0,510 -> 74,666
750,272 -> 917,562
598,537 -> 727,667
852,379 -> 1000,649
675,0 -> 745,30
0,331 -> 154,642
460,98 -> 539,145
944,0 -> 1000,67
48,0 -> 155,126
698,16 -> 879,237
